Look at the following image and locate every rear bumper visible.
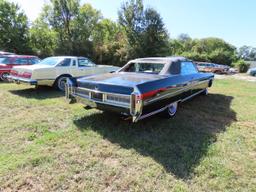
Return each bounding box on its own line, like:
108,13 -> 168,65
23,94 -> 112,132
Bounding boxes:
8,75 -> 37,85
73,93 -> 131,115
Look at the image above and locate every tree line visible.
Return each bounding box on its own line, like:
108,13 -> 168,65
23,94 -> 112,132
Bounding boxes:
0,0 -> 253,66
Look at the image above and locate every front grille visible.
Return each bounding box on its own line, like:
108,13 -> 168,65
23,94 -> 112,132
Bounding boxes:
106,94 -> 130,104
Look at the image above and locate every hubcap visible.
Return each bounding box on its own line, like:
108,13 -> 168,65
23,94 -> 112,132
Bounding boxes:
168,102 -> 177,116
1,73 -> 9,81
58,77 -> 67,91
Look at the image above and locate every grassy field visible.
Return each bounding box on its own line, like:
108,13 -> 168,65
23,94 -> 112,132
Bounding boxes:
0,79 -> 256,191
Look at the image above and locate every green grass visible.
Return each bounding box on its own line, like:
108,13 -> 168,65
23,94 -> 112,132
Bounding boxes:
0,79 -> 255,191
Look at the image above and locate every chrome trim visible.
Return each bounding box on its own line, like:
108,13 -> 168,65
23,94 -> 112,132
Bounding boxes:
181,89 -> 205,103
145,79 -> 209,105
76,87 -> 130,97
73,92 -> 130,109
72,86 -> 131,109
137,89 -> 206,121
8,75 -> 37,85
138,105 -> 168,121
0,68 -> 11,71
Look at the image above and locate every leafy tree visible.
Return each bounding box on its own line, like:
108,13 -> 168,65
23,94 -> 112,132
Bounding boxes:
36,1 -> 101,57
72,3 -> 102,57
237,46 -> 256,61
118,0 -> 169,59
92,19 -> 127,65
29,20 -> 58,58
0,0 -> 31,53
233,59 -> 250,73
170,36 -> 236,65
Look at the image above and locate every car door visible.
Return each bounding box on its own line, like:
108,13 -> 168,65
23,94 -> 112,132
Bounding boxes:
55,58 -> 72,77
180,61 -> 199,97
75,58 -> 97,78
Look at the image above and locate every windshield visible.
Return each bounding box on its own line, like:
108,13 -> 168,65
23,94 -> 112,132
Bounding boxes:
120,62 -> 165,74
37,57 -> 63,66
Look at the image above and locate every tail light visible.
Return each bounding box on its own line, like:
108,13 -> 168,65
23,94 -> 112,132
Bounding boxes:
10,70 -> 18,76
23,72 -> 32,79
131,93 -> 142,116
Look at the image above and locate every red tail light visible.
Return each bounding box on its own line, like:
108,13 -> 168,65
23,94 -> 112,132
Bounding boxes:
22,72 -> 32,79
10,70 -> 18,76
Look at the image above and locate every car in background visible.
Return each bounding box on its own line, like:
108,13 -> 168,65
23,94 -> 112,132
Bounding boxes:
9,56 -> 120,91
0,51 -> 15,56
66,57 -> 214,122
196,62 -> 230,74
0,55 -> 40,81
247,68 -> 256,76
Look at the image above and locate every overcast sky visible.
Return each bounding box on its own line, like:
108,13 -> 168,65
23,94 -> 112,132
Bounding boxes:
9,0 -> 256,48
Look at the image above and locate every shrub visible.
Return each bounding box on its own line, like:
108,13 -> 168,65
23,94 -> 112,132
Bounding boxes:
233,60 -> 250,73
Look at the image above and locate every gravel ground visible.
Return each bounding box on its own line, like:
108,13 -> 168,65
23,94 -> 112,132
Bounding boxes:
215,73 -> 256,82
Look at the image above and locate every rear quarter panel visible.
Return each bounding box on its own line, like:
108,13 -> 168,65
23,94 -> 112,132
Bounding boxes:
137,72 -> 213,115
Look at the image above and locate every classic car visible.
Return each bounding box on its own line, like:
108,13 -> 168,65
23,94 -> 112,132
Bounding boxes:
0,51 -> 14,55
8,56 -> 120,91
196,62 -> 229,74
66,57 -> 214,122
247,67 -> 256,76
0,55 -> 40,81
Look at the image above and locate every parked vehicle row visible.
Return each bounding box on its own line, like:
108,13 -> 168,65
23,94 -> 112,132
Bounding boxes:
247,68 -> 256,76
2,53 -> 215,122
0,55 -> 40,81
196,62 -> 231,74
8,56 -> 119,91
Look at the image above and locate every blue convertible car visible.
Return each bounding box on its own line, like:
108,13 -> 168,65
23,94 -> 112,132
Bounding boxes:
66,57 -> 214,122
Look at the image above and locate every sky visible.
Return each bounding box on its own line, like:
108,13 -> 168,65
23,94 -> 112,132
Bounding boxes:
9,0 -> 256,48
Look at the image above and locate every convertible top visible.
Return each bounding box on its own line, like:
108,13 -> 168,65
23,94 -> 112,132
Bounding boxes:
130,56 -> 188,64
126,56 -> 191,75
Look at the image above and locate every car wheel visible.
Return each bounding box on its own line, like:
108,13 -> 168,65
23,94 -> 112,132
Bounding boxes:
55,76 -> 70,91
164,102 -> 178,118
0,72 -> 10,82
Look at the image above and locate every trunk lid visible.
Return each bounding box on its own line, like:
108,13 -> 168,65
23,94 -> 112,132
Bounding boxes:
11,64 -> 52,75
76,72 -> 166,95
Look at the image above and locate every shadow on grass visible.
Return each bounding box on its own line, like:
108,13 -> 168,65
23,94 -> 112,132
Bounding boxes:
9,86 -> 63,100
74,93 -> 236,179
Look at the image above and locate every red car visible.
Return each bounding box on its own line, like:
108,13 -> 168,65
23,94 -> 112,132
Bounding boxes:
0,55 -> 40,81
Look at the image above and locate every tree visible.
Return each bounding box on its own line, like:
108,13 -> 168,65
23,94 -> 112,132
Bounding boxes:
29,19 -> 58,58
118,0 -> 169,59
37,1 -> 101,57
0,0 -> 31,53
92,19 -> 127,65
170,36 -> 236,65
237,46 -> 256,61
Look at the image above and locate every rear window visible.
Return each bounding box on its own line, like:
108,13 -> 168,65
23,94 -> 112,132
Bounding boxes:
12,58 -> 28,65
0,57 -> 11,64
121,62 -> 164,74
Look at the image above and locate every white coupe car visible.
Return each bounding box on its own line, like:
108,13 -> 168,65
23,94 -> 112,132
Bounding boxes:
9,56 -> 120,91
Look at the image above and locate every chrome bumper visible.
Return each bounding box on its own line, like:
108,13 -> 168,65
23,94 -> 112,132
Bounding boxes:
8,75 -> 37,85
65,79 -> 142,122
